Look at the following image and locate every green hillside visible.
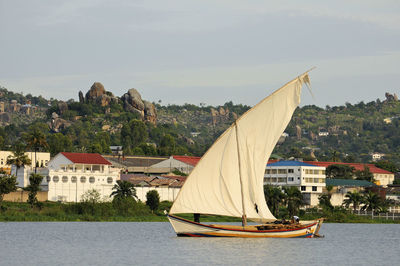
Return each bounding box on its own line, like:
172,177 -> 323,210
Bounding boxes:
0,84 -> 399,169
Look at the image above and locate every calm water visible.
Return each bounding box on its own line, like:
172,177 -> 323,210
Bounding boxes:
0,222 -> 399,266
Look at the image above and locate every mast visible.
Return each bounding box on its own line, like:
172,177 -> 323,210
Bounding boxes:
235,120 -> 247,226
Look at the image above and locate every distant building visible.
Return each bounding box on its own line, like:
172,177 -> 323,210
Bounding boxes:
264,160 -> 326,206
1,150 -> 50,174
371,152 -> 385,162
326,179 -> 376,206
149,155 -> 201,175
104,155 -> 168,175
306,161 -> 394,187
45,152 -> 120,202
121,174 -> 186,202
318,131 -> 329,137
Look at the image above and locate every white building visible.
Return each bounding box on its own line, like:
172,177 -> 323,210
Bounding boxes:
0,150 -> 50,174
46,152 -> 120,202
264,160 -> 326,206
149,155 -> 200,175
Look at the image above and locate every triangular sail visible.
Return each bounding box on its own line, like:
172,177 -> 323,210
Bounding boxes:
170,72 -> 311,220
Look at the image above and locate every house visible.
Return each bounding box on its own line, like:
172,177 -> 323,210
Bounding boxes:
326,179 -> 376,206
264,160 -> 326,206
371,152 -> 385,162
122,173 -> 186,202
104,155 -> 168,175
45,152 -> 120,202
148,155 -> 201,175
305,161 -> 395,187
1,150 -> 50,174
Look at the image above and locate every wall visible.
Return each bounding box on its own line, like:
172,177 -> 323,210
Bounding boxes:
135,186 -> 180,202
3,191 -> 48,202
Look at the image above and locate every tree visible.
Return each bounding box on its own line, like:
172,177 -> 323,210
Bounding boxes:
81,189 -> 101,204
24,127 -> 49,173
146,190 -> 160,213
361,191 -> 382,212
110,180 -> 137,200
326,164 -> 355,179
47,133 -> 73,156
25,173 -> 43,208
343,191 -> 363,211
6,142 -> 31,177
0,172 -> 18,209
374,160 -> 398,174
159,134 -> 176,156
283,186 -> 303,217
264,185 -> 284,217
318,185 -> 333,211
121,119 -> 148,151
355,166 -> 374,182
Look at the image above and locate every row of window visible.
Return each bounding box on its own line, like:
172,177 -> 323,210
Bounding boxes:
1,159 -> 48,166
301,186 -> 318,192
265,169 -> 296,174
305,169 -> 325,175
304,178 -> 325,184
47,176 -> 113,184
265,177 -> 300,183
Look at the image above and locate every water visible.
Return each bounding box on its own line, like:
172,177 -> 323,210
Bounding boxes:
0,222 -> 399,266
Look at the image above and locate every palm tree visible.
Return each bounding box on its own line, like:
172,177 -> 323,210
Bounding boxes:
110,180 -> 137,200
24,128 -> 49,173
283,186 -> 303,217
264,185 -> 284,217
6,143 -> 31,177
361,191 -> 382,212
343,191 -> 363,211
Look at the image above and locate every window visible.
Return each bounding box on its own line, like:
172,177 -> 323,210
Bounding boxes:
312,186 -> 317,192
301,186 -> 306,191
1,159 -> 3,165
278,177 -> 286,183
265,169 -> 270,174
46,176 -> 51,182
89,177 -> 95,183
62,176 -> 68,183
53,176 -> 59,183
288,169 -> 294,173
271,169 -> 277,174
288,177 -> 294,182
322,170 -> 326,175
107,177 -> 113,184
278,169 -> 286,174
80,176 -> 86,183
71,176 -> 77,183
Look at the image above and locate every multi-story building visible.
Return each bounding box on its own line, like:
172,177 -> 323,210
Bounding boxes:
45,152 -> 121,202
0,150 -> 50,174
264,160 -> 326,206
305,161 -> 394,187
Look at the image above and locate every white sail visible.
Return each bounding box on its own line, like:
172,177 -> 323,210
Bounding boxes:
170,73 -> 311,220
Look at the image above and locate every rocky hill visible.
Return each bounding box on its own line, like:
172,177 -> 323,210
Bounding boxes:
0,84 -> 399,167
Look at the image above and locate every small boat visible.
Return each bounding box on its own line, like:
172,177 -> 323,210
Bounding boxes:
167,70 -> 323,238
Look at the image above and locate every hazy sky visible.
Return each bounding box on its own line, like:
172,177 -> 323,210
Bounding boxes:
1,0 -> 399,107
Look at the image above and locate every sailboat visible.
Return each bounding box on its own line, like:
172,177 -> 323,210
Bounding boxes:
167,70 -> 323,237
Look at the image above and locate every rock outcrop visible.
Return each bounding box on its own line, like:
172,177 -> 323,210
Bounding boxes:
210,107 -> 231,126
49,117 -> 72,133
86,82 -> 106,102
121,88 -> 157,124
78,91 -> 84,103
58,101 -> 68,115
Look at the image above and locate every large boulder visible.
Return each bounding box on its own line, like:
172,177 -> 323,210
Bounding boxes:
58,101 -> 68,115
144,101 -> 157,124
49,118 -> 72,133
78,91 -> 84,103
86,82 -> 106,102
122,88 -> 145,111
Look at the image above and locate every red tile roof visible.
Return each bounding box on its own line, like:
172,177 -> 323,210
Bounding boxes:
304,161 -> 393,174
172,155 -> 201,166
61,152 -> 112,165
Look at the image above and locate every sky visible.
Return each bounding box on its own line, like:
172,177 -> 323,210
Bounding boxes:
1,0 -> 400,107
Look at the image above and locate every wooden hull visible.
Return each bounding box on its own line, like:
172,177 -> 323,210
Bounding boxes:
168,215 -> 323,238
